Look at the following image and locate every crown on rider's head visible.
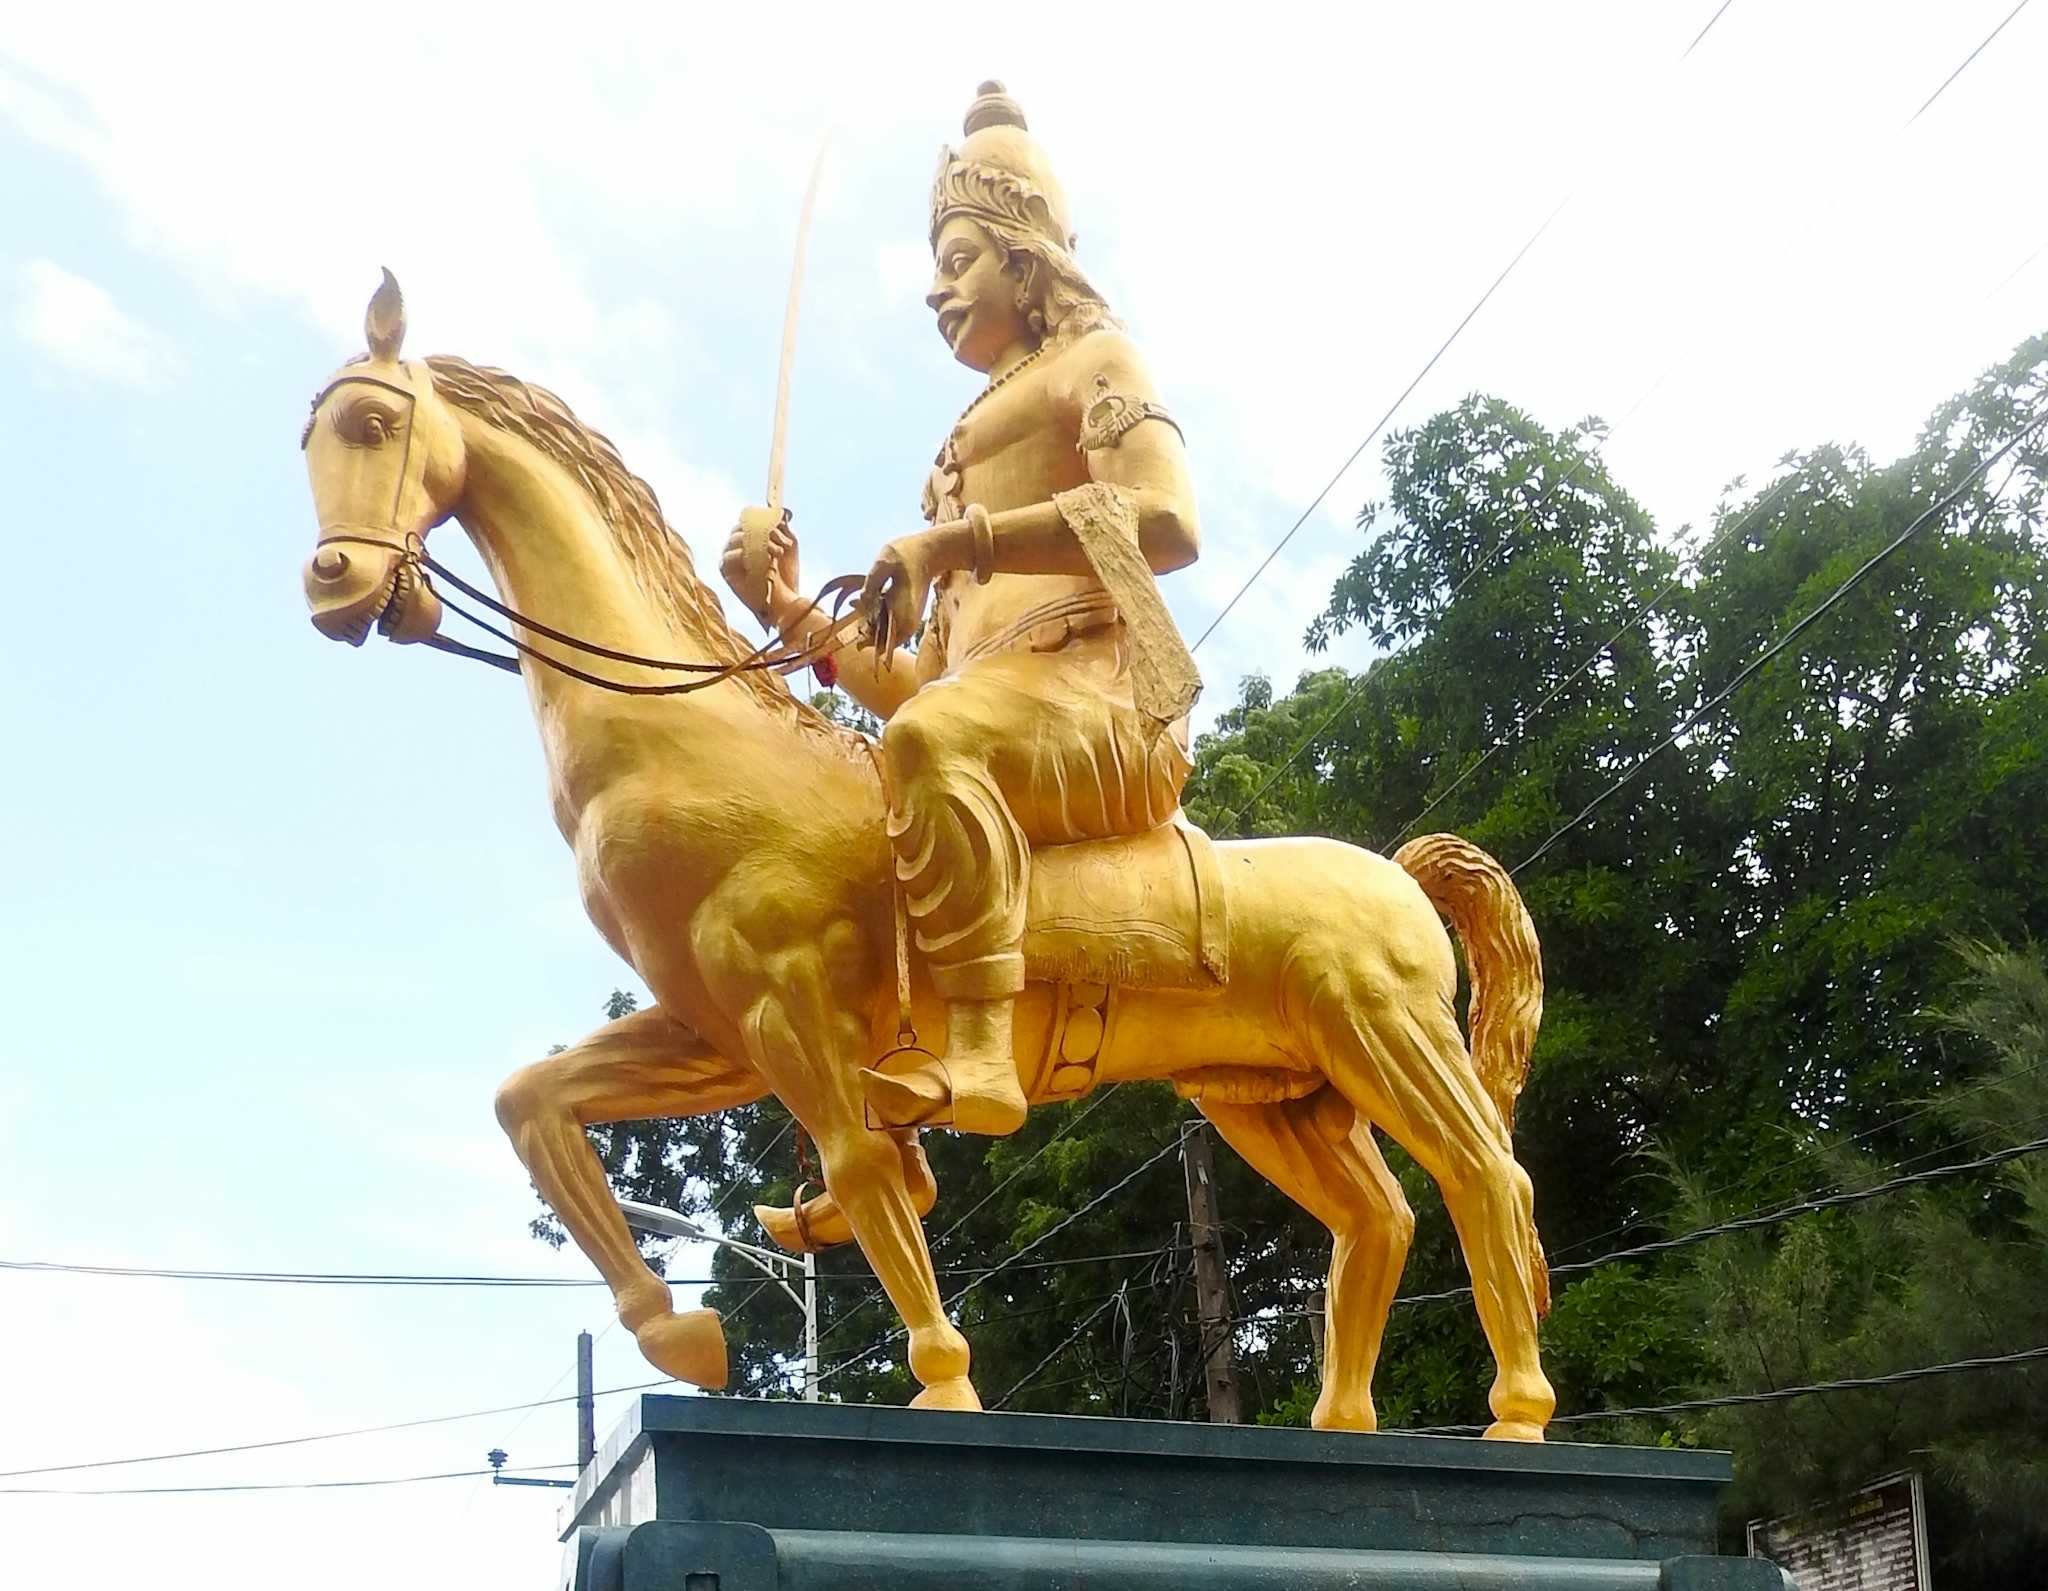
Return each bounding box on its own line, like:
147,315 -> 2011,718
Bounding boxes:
930,79 -> 1077,256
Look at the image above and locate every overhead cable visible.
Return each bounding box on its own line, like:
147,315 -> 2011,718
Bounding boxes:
1381,473 -> 1796,851
1906,0 -> 2033,126
1189,200 -> 1566,655
1420,1343 -> 2048,1434
1391,1129 -> 2048,1311
1509,406 -> 2048,876
0,1463 -> 576,1497
815,1130 -> 1189,1389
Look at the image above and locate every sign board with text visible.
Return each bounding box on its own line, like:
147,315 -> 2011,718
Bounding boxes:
1748,1471 -> 1931,1591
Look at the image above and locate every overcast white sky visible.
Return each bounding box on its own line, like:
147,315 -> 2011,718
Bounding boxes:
2,2 -> 2042,1585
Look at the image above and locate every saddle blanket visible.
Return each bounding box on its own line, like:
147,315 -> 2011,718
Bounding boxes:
1023,818 -> 1230,992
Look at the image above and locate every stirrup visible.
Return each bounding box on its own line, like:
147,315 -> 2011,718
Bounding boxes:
860,1045 -> 1025,1136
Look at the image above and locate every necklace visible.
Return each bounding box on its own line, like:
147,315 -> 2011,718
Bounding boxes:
927,343 -> 1046,526
952,343 -> 1045,430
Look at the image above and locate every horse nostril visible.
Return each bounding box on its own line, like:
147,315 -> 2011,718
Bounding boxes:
312,547 -> 349,581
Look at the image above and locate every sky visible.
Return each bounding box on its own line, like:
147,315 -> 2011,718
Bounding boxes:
1,2 -> 2042,1585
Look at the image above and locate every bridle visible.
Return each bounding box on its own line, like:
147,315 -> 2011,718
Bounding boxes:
314,529 -> 867,694
305,367 -> 867,693
307,377 -> 927,1050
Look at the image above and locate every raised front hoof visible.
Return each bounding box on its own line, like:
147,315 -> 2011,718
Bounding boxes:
859,1063 -> 1026,1137
1482,1418 -> 1547,1442
909,1376 -> 983,1412
755,1197 -> 853,1255
634,1307 -> 729,1390
1310,1398 -> 1378,1433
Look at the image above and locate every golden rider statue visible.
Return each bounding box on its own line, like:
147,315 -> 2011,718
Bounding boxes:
723,81 -> 1202,1137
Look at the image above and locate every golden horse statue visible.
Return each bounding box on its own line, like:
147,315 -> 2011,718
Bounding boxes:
296,276 -> 1557,1439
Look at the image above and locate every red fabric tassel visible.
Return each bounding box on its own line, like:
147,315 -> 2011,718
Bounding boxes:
814,652 -> 839,688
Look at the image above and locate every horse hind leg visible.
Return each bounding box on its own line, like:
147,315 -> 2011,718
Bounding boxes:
494,1005 -> 766,1389
1301,964 -> 1555,1440
1197,1086 -> 1414,1433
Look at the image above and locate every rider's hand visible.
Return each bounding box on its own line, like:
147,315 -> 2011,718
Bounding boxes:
721,507 -> 801,627
860,533 -> 940,656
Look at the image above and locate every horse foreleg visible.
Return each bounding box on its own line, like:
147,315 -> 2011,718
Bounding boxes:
729,954 -> 976,1412
1197,1086 -> 1414,1433
494,1005 -> 766,1388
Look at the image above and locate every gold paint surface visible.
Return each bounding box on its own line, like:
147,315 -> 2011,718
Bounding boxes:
298,83 -> 1555,1439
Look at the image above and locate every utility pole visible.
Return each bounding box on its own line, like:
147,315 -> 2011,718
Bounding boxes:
1182,1123 -> 1243,1424
576,1329 -> 595,1471
802,1250 -> 820,1402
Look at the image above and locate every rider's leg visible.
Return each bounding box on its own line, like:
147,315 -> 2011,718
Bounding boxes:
862,636 -> 1188,1134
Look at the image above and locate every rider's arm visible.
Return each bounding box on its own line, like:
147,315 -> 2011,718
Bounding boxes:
764,591 -> 939,720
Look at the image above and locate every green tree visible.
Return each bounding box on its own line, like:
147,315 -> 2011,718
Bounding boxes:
1648,945 -> 2048,1586
528,337 -> 2048,1535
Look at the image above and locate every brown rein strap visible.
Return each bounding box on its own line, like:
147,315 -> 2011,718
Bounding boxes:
314,532 -> 865,696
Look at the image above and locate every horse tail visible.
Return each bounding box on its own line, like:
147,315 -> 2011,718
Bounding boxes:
1393,832 -> 1543,1131
1393,832 -> 1550,1314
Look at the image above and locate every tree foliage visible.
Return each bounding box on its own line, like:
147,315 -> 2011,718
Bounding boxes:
531,335 -> 2048,1585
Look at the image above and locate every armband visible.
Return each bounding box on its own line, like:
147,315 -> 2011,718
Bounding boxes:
1077,373 -> 1183,453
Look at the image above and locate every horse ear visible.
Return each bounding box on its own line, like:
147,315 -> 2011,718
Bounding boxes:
365,268 -> 406,361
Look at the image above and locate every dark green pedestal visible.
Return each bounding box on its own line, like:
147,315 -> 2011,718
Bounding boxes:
559,1397 -> 1786,1590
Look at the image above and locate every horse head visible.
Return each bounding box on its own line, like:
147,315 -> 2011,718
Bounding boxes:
300,270 -> 466,647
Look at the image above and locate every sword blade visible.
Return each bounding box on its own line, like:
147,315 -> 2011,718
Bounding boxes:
765,139 -> 830,512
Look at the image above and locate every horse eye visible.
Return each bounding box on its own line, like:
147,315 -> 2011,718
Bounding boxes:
338,404 -> 397,446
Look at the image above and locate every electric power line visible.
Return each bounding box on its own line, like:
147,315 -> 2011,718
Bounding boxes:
932,1091 -> 1118,1253
1509,405 -> 2048,877
1906,0 -> 2033,126
0,1464 -> 577,1497
1543,1060 -> 2048,1268
1189,199 -> 1567,655
813,1091 -> 1128,1353
814,1130 -> 1190,1389
1420,1342 -> 2048,1434
1209,405 -> 1643,836
1,1259 -> 631,1288
1382,472 -> 1798,851
1389,1128 -> 2048,1311
1190,0 -> 1734,659
710,1118 -> 797,1219
1681,0 -> 1737,60
0,1380 -> 674,1482
989,1291 -> 1127,1411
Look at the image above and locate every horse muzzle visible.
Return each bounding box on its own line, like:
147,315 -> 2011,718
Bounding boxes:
303,541 -> 443,647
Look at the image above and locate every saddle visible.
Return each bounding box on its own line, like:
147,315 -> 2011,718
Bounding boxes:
1016,817 -> 1231,1102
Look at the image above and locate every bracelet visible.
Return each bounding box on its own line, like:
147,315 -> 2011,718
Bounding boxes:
966,503 -> 996,585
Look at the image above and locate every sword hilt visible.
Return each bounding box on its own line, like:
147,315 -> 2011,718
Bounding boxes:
736,503 -> 790,624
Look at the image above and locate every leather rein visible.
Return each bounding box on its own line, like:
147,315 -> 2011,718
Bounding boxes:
313,530 -> 933,1078
313,531 -> 867,695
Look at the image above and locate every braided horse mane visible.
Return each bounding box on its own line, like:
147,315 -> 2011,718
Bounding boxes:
423,354 -> 839,737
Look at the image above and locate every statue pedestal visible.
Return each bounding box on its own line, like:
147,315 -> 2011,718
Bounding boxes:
558,1396 -> 1787,1589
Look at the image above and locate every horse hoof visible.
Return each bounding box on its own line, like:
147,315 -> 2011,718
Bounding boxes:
909,1376 -> 982,1412
1310,1399 -> 1377,1433
635,1307 -> 728,1390
1482,1418 -> 1546,1442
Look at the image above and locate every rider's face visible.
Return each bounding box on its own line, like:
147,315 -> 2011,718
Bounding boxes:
927,217 -> 1032,372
